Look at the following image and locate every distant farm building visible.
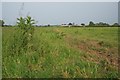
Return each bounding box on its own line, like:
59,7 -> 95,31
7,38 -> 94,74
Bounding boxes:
61,24 -> 68,27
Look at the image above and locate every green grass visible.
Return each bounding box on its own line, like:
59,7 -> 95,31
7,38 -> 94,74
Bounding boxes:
2,27 -> 119,78
0,27 -> 2,79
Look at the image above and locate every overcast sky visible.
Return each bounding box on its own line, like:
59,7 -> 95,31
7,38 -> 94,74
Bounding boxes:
118,1 -> 120,24
1,2 -> 119,25
1,0 -> 120,2
0,3 -> 2,19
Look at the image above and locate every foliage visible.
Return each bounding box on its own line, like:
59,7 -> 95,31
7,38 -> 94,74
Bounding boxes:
68,23 -> 73,25
81,23 -> 85,27
11,16 -> 35,55
112,23 -> 119,27
17,16 -> 35,31
0,20 -> 5,27
89,21 -> 95,26
95,22 -> 109,27
2,27 -> 118,78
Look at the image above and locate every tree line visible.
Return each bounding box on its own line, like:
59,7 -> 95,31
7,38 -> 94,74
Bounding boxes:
0,19 -> 120,27
88,21 -> 119,27
68,21 -> 120,27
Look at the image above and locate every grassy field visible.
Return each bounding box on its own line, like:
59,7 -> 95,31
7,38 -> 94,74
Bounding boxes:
0,27 -> 2,79
2,27 -> 119,78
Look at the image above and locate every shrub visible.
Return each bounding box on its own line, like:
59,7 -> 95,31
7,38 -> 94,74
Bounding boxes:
11,16 -> 35,55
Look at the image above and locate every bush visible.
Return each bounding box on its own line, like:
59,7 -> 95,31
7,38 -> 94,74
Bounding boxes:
11,16 -> 35,55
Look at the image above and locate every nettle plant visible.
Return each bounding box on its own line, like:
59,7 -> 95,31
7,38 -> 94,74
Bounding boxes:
11,16 -> 35,55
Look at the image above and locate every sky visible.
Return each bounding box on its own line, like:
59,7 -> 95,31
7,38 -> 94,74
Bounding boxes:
1,0 -> 120,2
1,2 -> 119,25
0,3 -> 2,19
118,1 -> 120,24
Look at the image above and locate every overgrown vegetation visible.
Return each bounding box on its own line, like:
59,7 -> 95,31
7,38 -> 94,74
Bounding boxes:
2,25 -> 119,78
10,16 -> 35,55
0,20 -> 4,27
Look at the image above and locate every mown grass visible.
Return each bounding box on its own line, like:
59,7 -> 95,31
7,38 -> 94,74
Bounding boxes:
2,27 -> 119,78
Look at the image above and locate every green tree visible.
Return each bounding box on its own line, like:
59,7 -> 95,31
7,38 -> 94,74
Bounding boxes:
95,22 -> 109,27
17,16 -> 35,35
17,17 -> 26,29
68,23 -> 73,25
89,21 -> 95,26
81,23 -> 85,27
112,23 -> 119,27
68,23 -> 73,27
12,16 -> 35,54
0,20 -> 5,27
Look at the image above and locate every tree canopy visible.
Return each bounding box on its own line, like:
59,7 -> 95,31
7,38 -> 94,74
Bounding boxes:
0,20 -> 5,27
89,21 -> 95,26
